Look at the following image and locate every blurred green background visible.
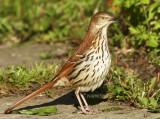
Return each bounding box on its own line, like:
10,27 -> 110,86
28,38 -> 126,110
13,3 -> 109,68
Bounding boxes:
0,0 -> 159,50
0,0 -> 106,44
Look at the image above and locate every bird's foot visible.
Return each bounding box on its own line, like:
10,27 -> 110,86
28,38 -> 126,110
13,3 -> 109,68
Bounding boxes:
85,107 -> 102,114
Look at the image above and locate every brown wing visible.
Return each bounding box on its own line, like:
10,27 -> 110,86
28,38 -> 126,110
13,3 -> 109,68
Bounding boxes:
55,32 -> 95,79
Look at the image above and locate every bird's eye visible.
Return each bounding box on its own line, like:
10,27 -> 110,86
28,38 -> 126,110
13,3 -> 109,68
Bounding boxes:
101,16 -> 105,19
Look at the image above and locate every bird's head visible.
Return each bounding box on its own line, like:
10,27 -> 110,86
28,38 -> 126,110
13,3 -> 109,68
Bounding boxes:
89,12 -> 120,30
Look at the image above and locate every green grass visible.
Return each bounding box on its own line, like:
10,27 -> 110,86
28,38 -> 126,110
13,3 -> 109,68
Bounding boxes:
39,52 -> 52,59
104,66 -> 160,112
0,62 -> 58,91
102,107 -> 123,112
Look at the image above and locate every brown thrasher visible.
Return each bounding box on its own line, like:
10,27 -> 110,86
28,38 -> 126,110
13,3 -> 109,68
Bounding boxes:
4,12 -> 119,115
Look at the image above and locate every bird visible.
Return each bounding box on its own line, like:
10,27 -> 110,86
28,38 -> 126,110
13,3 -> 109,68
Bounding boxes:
4,12 -> 119,115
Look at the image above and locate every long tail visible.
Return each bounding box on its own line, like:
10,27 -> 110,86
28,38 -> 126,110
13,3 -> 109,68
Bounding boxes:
3,78 -> 58,114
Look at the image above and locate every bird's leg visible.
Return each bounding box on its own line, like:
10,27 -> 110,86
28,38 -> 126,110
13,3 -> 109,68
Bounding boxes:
80,93 -> 102,114
75,87 -> 87,114
80,93 -> 89,110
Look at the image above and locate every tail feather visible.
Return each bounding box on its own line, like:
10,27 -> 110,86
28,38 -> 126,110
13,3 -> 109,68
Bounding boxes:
3,79 -> 58,114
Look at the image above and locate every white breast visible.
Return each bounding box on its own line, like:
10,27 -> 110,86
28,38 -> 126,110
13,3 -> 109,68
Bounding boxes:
78,28 -> 111,92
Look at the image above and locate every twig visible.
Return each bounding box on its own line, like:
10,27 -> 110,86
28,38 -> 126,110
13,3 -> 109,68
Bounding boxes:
119,15 -> 132,27
108,69 -> 113,85
147,72 -> 160,98
154,72 -> 160,90
151,89 -> 160,97
142,84 -> 145,98
131,78 -> 135,94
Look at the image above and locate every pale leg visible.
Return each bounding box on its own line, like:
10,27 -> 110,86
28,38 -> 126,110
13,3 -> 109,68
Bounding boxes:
80,93 -> 89,110
75,87 -> 87,114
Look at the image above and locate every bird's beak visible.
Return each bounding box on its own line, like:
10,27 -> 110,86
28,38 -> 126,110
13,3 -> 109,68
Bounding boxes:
109,17 -> 122,23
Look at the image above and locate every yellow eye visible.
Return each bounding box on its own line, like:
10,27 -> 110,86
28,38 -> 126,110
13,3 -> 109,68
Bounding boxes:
101,16 -> 105,19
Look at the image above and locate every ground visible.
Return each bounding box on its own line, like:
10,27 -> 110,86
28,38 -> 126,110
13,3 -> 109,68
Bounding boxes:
0,44 -> 159,119
0,92 -> 160,119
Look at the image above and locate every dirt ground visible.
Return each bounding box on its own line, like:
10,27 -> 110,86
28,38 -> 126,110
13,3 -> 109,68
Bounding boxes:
0,44 -> 160,119
0,43 -> 72,68
0,92 -> 160,119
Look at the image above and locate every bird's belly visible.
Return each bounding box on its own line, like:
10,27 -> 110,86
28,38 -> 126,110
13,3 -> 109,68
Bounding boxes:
79,79 -> 104,92
68,45 -> 111,92
78,54 -> 111,92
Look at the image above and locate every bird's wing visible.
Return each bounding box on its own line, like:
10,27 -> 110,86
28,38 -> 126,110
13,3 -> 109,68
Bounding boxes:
55,33 -> 95,79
